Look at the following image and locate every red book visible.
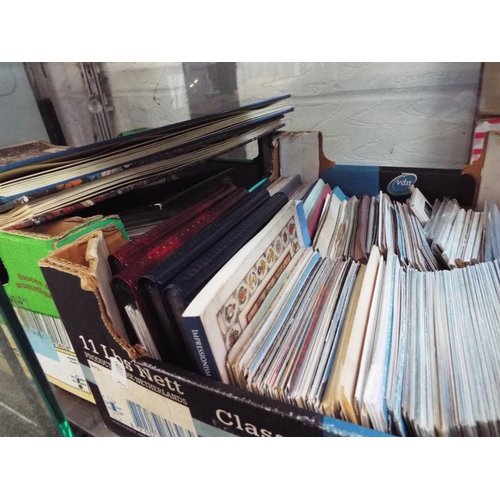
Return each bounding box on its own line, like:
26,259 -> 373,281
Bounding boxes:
108,180 -> 238,274
308,183 -> 332,239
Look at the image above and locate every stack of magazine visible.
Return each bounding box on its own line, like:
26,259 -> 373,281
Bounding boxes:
424,197 -> 500,268
176,184 -> 500,437
0,95 -> 292,229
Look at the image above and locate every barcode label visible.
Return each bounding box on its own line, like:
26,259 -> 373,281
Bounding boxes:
126,400 -> 195,437
14,307 -> 72,352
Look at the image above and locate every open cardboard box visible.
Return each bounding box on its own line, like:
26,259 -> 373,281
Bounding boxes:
39,224 -> 386,437
6,130 -> 480,436
0,215 -> 127,402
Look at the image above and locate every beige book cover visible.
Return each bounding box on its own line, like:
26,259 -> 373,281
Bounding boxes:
321,263 -> 366,418
339,246 -> 381,424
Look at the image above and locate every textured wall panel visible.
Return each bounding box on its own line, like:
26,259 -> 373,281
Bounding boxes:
41,62 -> 481,169
236,62 -> 481,168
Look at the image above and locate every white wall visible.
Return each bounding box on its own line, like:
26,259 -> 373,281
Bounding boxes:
0,62 -> 49,148
40,62 -> 481,169
236,62 -> 481,168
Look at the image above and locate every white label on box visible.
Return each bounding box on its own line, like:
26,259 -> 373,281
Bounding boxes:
87,359 -> 197,437
110,357 -> 128,388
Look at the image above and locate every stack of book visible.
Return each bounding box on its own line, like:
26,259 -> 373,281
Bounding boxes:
175,186 -> 500,437
0,96 -> 292,229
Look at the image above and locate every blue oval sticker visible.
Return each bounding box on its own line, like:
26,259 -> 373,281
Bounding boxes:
387,173 -> 417,196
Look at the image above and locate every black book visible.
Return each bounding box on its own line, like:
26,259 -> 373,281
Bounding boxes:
137,188 -> 273,368
141,192 -> 288,374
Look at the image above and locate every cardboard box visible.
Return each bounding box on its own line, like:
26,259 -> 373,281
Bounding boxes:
0,215 -> 128,402
266,131 -> 335,182
39,220 -> 388,437
479,63 -> 500,116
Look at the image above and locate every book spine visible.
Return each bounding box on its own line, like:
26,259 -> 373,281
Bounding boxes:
295,201 -> 312,247
0,167 -> 125,206
181,315 -> 221,381
6,178 -> 154,230
112,183 -> 239,264
0,195 -> 29,213
138,279 -> 193,370
308,186 -> 332,238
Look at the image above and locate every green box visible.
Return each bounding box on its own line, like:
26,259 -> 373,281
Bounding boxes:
0,215 -> 129,402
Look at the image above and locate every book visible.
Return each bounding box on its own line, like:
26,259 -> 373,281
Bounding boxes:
182,200 -> 310,383
137,187 -> 272,371
0,108 -> 288,205
352,194 -> 371,264
108,177 -> 240,274
267,175 -> 302,198
307,183 -> 332,239
226,247 -> 314,388
303,179 -> 326,224
327,246 -> 381,423
163,193 -> 290,378
237,249 -> 322,394
408,187 -> 432,226
110,186 -> 248,362
0,95 -> 292,184
320,263 -> 366,418
117,169 -> 237,239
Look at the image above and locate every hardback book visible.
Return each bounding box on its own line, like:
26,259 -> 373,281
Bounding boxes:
116,169 -> 237,239
137,187 -> 272,371
181,199 -> 311,384
110,186 -> 248,361
163,192 -> 289,378
108,179 -> 241,274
